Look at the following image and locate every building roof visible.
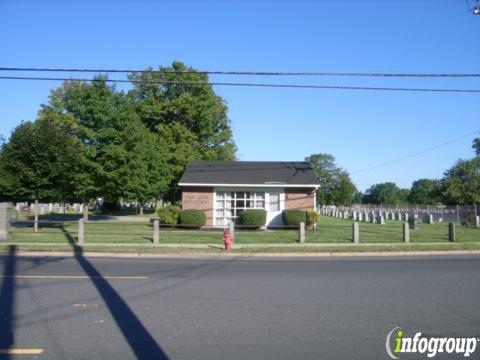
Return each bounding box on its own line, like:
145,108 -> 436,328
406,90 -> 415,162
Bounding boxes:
179,161 -> 319,188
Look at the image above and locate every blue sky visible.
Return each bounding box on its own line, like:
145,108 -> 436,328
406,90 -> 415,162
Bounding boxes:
0,0 -> 479,191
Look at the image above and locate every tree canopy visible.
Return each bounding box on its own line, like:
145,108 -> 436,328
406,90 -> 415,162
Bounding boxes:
407,179 -> 443,205
362,182 -> 409,205
0,114 -> 81,202
0,62 -> 237,207
305,153 -> 357,206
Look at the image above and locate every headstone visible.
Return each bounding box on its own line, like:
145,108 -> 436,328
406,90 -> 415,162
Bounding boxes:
408,217 -> 417,230
476,216 -> 480,229
395,212 -> 402,221
423,214 -> 433,224
403,213 -> 409,222
365,212 -> 370,222
352,211 -> 358,221
358,212 -> 364,222
376,215 -> 385,225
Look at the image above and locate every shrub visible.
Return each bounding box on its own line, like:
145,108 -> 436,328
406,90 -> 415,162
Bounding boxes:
462,211 -> 477,227
282,209 -> 307,226
157,205 -> 180,225
179,209 -> 206,228
238,209 -> 267,228
306,210 -> 318,225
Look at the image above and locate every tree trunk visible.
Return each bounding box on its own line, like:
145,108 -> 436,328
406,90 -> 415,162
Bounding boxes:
139,205 -> 144,216
83,202 -> 89,222
34,199 -> 39,233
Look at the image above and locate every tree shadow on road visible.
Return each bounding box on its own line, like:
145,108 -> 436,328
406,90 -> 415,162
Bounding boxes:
0,245 -> 17,360
60,227 -> 170,360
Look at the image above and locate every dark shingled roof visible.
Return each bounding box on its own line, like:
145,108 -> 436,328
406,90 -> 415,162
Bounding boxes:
179,161 -> 319,186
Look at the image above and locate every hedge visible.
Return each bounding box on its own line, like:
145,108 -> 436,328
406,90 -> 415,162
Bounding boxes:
238,209 -> 267,228
179,209 -> 206,228
282,209 -> 307,226
157,205 -> 180,225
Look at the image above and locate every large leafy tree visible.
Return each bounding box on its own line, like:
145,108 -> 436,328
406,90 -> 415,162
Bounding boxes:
0,114 -> 81,203
408,178 -> 443,205
305,153 -> 357,205
362,182 -> 409,205
442,157 -> 480,205
42,77 -> 173,216
128,61 -> 237,199
441,137 -> 480,205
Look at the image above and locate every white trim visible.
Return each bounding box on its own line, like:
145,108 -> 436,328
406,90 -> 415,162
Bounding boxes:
180,182 -> 319,189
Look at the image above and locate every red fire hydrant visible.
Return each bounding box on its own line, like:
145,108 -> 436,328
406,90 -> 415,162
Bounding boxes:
223,228 -> 233,251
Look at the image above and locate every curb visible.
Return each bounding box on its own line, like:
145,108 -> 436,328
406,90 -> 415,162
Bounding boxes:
6,249 -> 480,259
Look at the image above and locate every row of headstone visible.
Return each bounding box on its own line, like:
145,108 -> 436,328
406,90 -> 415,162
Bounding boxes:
323,206 -> 457,227
17,202 -> 84,214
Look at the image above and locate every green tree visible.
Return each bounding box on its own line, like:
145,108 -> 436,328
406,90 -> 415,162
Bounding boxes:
0,115 -> 80,203
362,182 -> 408,205
352,191 -> 364,204
442,157 -> 480,205
305,153 -> 357,205
128,61 -> 237,199
473,137 -> 480,156
42,77 -> 173,217
408,178 -> 443,204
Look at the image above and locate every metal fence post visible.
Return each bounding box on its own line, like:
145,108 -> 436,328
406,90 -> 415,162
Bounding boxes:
448,222 -> 456,242
0,203 -> 11,242
352,222 -> 359,244
153,220 -> 160,244
229,221 -> 235,241
403,222 -> 410,244
78,218 -> 85,245
298,222 -> 305,244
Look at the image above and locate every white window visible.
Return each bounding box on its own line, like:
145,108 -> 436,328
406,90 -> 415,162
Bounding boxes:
215,191 -> 265,226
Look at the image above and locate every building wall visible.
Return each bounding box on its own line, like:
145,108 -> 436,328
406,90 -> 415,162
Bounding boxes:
181,187 -> 214,226
284,188 -> 315,211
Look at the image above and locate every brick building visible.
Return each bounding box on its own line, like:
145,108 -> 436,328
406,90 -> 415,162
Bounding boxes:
179,161 -> 319,227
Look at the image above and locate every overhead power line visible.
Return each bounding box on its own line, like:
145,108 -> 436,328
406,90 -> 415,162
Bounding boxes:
0,67 -> 480,78
1,75 -> 479,93
352,129 -> 480,175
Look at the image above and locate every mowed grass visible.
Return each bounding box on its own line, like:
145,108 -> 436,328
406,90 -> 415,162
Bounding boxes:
9,215 -> 480,244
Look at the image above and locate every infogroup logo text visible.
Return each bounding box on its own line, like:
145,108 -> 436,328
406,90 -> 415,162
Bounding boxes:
386,327 -> 479,359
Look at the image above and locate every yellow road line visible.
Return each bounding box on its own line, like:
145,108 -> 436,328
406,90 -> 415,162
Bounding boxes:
0,275 -> 148,280
0,348 -> 44,355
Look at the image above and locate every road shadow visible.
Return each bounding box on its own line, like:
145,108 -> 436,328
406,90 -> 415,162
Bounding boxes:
0,245 -> 17,360
60,227 -> 170,359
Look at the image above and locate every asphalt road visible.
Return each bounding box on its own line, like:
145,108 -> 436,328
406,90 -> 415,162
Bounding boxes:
0,252 -> 479,360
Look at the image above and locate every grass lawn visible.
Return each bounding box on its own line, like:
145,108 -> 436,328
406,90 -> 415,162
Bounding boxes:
9,215 -> 480,245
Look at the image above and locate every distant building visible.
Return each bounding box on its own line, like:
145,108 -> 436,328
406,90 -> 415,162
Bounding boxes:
179,161 -> 319,227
